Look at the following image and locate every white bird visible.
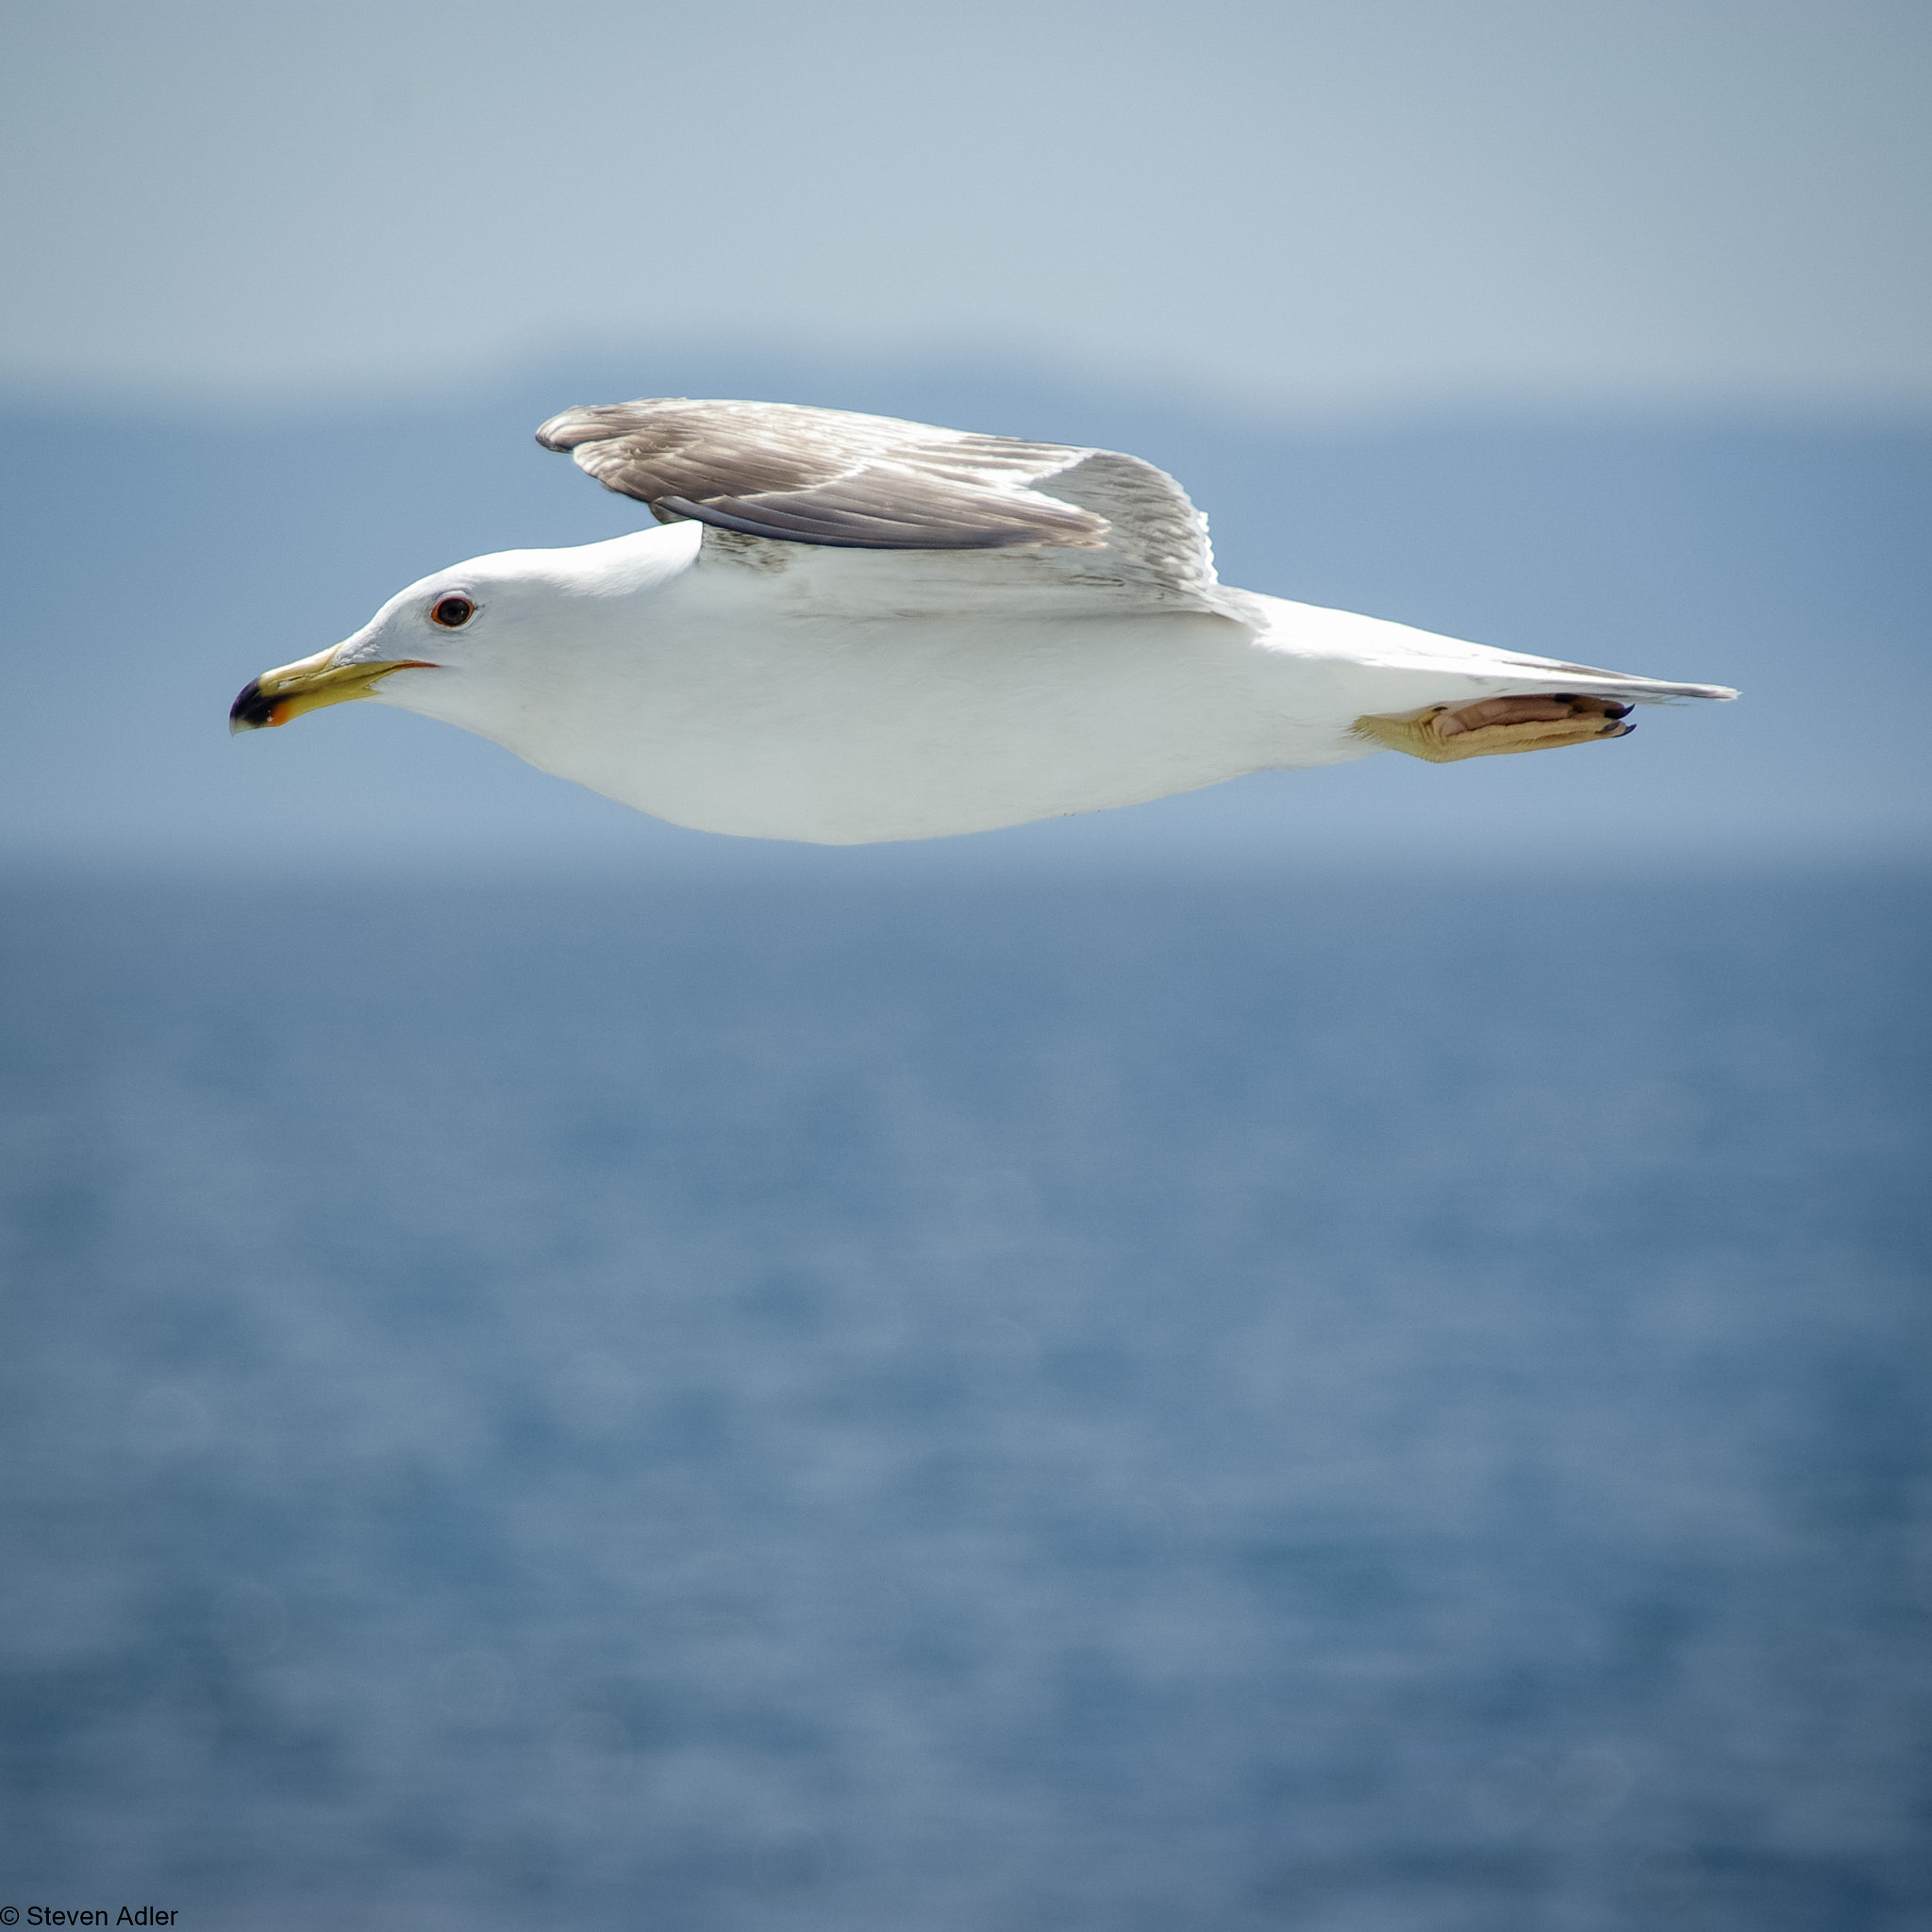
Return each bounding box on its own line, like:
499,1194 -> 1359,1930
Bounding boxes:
230,397 -> 1735,844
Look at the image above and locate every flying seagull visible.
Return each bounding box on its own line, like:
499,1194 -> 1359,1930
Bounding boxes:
230,398 -> 1735,843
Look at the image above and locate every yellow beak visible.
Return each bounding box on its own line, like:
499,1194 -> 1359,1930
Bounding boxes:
228,646 -> 436,733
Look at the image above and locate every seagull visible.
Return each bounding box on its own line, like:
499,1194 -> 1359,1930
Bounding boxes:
230,397 -> 1735,843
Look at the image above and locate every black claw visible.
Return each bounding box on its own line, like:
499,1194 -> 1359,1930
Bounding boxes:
1605,701 -> 1633,719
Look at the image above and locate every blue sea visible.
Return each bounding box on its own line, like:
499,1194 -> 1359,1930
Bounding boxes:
2,869 -> 1928,1930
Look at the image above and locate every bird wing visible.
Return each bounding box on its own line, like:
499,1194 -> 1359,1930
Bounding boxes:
535,397 -> 1226,616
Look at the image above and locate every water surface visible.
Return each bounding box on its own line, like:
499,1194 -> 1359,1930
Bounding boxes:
2,871 -> 1927,1929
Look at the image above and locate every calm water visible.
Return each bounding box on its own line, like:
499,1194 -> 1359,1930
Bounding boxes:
2,871 -> 1928,1931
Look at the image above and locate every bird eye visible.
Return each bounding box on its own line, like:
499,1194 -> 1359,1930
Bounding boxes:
430,594 -> 475,627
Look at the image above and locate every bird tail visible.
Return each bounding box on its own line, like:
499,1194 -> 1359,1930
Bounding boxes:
1266,597 -> 1739,707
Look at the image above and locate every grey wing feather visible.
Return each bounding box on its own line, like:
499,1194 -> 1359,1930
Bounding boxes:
1027,448 -> 1220,607
534,399 -> 1223,608
536,398 -> 1105,549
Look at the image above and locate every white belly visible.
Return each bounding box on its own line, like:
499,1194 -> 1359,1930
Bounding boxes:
466,608 -> 1364,843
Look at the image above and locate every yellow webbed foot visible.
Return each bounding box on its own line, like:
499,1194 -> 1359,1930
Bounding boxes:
1353,694 -> 1636,764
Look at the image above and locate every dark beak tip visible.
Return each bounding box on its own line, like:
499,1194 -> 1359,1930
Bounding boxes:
228,677 -> 275,733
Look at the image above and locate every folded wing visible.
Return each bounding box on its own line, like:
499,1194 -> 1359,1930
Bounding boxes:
536,397 -> 1225,615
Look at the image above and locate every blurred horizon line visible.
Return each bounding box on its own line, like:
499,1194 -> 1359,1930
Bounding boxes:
11,339 -> 1932,440
5,836 -> 1929,891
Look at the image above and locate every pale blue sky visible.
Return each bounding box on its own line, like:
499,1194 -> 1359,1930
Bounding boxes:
4,0 -> 1928,414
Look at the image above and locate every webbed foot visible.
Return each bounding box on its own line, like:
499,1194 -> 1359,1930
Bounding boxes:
1353,693 -> 1635,763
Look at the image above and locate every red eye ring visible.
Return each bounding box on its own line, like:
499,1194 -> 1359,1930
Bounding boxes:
430,594 -> 475,627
